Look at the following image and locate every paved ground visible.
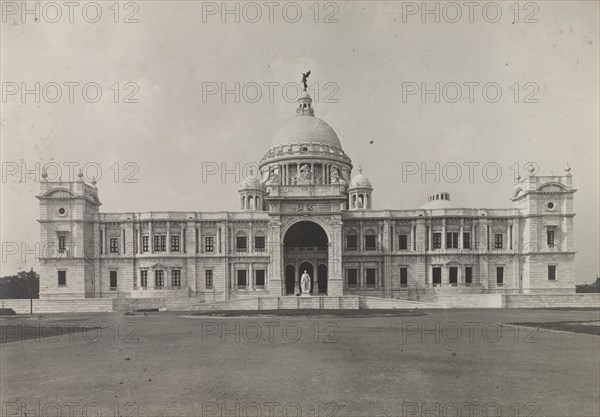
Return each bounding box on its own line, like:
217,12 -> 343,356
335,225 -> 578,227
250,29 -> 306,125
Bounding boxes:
1,308 -> 599,417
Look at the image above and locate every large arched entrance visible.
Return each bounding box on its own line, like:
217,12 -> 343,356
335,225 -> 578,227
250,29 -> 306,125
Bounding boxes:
283,221 -> 328,295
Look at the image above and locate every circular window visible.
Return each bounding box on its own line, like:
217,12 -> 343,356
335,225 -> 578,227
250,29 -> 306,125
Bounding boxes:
302,147 -> 308,152
58,207 -> 66,216
547,202 -> 555,210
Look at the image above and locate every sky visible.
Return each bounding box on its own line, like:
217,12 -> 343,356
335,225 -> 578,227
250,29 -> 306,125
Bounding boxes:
1,0 -> 598,283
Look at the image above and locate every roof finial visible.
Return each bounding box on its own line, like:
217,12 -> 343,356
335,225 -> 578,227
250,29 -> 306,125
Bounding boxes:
358,165 -> 363,174
301,70 -> 311,91
564,162 -> 572,174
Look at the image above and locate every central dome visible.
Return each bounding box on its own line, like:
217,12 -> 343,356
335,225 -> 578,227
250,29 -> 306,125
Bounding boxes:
271,115 -> 342,149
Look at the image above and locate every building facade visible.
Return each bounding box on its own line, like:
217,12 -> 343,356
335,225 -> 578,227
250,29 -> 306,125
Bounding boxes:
37,91 -> 577,302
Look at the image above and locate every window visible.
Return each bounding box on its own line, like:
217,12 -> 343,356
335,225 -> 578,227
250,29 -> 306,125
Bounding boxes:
172,270 -> 181,287
365,235 -> 376,251
433,233 -> 442,249
432,267 -> 442,286
58,235 -> 66,252
58,270 -> 66,286
237,270 -> 247,287
465,267 -> 473,286
140,270 -> 148,287
205,270 -> 213,288
255,236 -> 266,251
463,232 -> 471,249
494,234 -> 503,249
110,237 -> 119,253
155,270 -> 164,287
496,267 -> 504,286
449,267 -> 458,286
236,236 -> 247,252
171,235 -> 180,252
366,269 -> 376,287
255,269 -> 266,286
142,236 -> 149,252
547,229 -> 555,246
205,237 -> 214,252
446,232 -> 459,249
398,234 -> 408,250
110,271 -> 118,289
548,265 -> 557,281
400,267 -> 408,287
347,269 -> 358,286
154,235 -> 166,252
346,234 -> 358,251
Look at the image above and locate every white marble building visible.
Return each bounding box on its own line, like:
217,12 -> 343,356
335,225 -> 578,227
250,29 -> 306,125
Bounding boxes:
37,91 -> 577,303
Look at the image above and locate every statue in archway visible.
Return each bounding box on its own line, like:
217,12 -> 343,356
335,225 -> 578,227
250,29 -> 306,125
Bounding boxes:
300,270 -> 311,295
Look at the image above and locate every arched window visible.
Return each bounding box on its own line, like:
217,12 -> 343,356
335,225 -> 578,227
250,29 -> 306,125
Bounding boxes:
364,230 -> 377,251
241,195 -> 246,210
358,194 -> 364,208
351,194 -> 357,209
255,196 -> 260,210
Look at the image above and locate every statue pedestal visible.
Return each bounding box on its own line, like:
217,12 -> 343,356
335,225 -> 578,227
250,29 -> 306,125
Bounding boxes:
300,292 -> 311,298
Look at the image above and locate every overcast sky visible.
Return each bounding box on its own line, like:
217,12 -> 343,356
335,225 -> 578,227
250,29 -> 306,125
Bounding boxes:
1,1 -> 598,282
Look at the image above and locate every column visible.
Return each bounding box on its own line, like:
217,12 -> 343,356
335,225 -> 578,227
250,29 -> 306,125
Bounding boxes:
471,225 -> 475,250
459,220 -> 464,249
249,263 -> 254,291
428,222 -> 433,251
138,227 -> 142,254
294,264 -> 299,294
442,219 -> 446,249
149,222 -> 154,254
167,222 -> 171,253
249,224 -> 254,253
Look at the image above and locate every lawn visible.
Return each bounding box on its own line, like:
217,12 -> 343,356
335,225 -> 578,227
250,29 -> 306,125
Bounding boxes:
1,308 -> 599,417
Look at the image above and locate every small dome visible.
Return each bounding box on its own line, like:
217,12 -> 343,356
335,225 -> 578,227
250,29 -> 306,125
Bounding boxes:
349,167 -> 372,188
420,192 -> 456,209
239,175 -> 261,190
271,116 -> 342,149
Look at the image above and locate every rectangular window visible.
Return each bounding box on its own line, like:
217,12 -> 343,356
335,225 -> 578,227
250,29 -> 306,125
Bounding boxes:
142,236 -> 149,252
366,268 -> 376,287
433,233 -> 442,249
463,232 -> 471,249
446,232 -> 459,249
205,237 -> 214,252
140,270 -> 148,287
255,236 -> 266,251
172,270 -> 181,287
171,235 -> 180,252
160,235 -> 166,251
205,270 -> 213,288
58,270 -> 66,286
346,235 -> 358,251
110,271 -> 118,289
548,265 -> 557,281
237,270 -> 247,287
398,234 -> 408,250
496,267 -> 504,286
547,230 -> 555,246
449,267 -> 458,286
155,270 -> 164,288
494,234 -> 503,249
236,236 -> 247,252
365,235 -> 376,251
432,267 -> 441,286
400,267 -> 408,288
255,269 -> 266,286
465,267 -> 473,286
58,235 -> 66,252
110,237 -> 119,253
347,269 -> 358,286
